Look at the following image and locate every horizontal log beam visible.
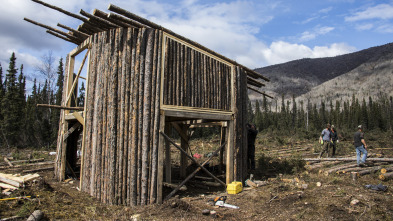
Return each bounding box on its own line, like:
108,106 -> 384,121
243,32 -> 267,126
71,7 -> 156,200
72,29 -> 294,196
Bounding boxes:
31,0 -> 103,33
107,13 -> 146,29
247,77 -> 265,88
37,104 -> 84,111
80,9 -> 120,29
163,109 -> 232,121
57,23 -> 90,38
24,18 -> 82,43
247,86 -> 274,99
46,30 -> 79,44
93,9 -> 130,28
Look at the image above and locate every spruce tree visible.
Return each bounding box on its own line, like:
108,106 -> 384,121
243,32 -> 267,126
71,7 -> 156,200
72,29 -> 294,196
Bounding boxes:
254,100 -> 262,130
247,100 -> 254,124
51,58 -> 64,142
25,79 -> 38,145
78,82 -> 85,107
2,53 -> 20,146
292,95 -> 297,129
0,63 -> 4,100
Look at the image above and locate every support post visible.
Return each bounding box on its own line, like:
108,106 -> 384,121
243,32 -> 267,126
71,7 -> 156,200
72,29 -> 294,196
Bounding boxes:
180,124 -> 189,178
164,124 -> 171,183
226,119 -> 234,184
157,111 -> 165,204
219,125 -> 225,172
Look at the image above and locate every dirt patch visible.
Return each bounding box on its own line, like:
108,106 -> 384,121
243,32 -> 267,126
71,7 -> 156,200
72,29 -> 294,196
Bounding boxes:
1,138 -> 393,220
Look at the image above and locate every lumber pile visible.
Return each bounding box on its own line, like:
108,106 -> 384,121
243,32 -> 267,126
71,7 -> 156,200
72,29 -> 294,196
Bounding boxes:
0,173 -> 40,194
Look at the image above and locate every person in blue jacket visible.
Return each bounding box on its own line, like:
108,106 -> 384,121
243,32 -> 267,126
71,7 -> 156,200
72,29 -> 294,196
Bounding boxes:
319,123 -> 331,158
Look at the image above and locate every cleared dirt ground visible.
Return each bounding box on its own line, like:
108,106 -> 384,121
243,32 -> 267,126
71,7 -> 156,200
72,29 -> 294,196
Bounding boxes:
1,132 -> 393,220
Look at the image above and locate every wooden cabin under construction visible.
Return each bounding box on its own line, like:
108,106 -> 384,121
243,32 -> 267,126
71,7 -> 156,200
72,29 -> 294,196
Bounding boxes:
26,0 -> 270,206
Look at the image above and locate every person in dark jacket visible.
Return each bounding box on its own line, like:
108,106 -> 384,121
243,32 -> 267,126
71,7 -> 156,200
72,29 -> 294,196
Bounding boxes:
247,123 -> 258,171
354,125 -> 368,166
330,125 -> 338,157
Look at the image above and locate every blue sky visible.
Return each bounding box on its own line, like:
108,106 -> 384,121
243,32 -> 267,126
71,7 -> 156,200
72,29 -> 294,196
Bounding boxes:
1,0 -> 392,88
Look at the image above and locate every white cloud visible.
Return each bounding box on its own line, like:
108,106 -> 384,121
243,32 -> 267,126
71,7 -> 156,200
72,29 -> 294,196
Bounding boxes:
0,0 -> 361,76
345,3 -> 393,21
299,26 -> 335,41
261,41 -> 355,65
355,23 -> 374,31
376,23 -> 393,33
319,7 -> 333,14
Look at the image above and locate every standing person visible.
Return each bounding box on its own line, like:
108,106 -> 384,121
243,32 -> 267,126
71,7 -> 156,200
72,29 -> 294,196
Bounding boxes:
330,125 -> 338,157
354,125 -> 368,166
247,123 -> 258,171
319,123 -> 331,158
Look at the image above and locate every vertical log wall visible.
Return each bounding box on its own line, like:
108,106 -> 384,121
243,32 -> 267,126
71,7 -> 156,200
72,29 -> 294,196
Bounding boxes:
233,67 -> 248,181
162,38 -> 232,111
57,27 -> 249,206
80,27 -> 162,206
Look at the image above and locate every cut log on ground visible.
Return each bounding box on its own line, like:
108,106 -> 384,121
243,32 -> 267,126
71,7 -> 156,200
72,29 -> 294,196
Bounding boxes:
0,161 -> 54,169
304,161 -> 339,172
23,166 -> 55,173
0,158 -> 45,166
357,166 -> 385,176
189,180 -> 221,187
163,182 -> 187,191
381,166 -> 393,174
379,172 -> 393,181
304,157 -> 393,162
322,163 -> 358,176
337,163 -> 390,174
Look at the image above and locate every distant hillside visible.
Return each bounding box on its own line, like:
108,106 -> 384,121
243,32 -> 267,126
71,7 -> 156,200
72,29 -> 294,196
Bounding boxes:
253,42 -> 393,99
296,51 -> 393,105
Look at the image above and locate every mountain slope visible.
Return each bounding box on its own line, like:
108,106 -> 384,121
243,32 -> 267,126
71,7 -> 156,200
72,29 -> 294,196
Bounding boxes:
254,42 -> 393,98
296,51 -> 393,104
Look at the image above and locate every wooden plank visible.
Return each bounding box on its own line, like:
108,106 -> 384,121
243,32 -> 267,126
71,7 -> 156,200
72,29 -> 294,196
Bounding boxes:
70,38 -> 91,56
66,48 -> 90,105
163,109 -> 232,121
72,112 -> 85,126
63,122 -> 81,142
0,182 -> 17,190
0,174 -> 21,187
37,104 -> 84,111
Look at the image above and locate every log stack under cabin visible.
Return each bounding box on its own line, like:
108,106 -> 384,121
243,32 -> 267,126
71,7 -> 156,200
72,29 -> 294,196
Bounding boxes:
25,0 -> 271,206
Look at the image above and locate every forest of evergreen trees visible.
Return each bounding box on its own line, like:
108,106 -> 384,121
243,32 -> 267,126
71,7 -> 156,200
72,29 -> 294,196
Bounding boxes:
0,52 -> 84,149
0,52 -> 392,149
249,93 -> 393,138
